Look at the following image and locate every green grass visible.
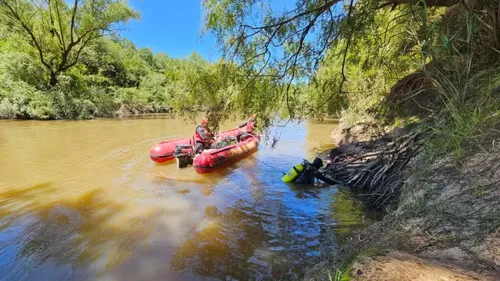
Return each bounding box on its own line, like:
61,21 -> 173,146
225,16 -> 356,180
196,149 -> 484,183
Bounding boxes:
422,61 -> 500,160
329,269 -> 350,281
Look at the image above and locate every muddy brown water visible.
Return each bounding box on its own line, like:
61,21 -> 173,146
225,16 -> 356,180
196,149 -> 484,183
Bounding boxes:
0,115 -> 380,281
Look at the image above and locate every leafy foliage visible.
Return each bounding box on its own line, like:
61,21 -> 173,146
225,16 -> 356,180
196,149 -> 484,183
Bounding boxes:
165,54 -> 282,129
203,0 -> 355,119
202,0 -> 424,124
0,0 -> 281,123
0,0 -> 139,85
1,0 -> 498,138
307,7 -> 420,125
203,0 -> 500,133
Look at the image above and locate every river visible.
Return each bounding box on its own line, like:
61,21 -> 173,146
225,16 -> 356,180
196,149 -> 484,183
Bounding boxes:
0,115 -> 380,281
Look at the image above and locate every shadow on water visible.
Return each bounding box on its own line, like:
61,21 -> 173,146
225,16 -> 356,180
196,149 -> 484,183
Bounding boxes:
0,190 -> 360,281
0,183 -> 159,281
94,189 -> 367,281
167,187 -> 368,280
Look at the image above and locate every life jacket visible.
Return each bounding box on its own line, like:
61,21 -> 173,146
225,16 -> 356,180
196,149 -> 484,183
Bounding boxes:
194,125 -> 209,143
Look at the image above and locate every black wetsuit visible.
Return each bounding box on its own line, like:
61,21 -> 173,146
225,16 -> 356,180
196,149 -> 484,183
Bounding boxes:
294,162 -> 338,185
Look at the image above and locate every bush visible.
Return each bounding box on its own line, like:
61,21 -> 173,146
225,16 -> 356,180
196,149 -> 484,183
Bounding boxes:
113,87 -> 148,114
87,86 -> 118,117
0,99 -> 18,119
0,79 -> 57,120
0,52 -> 47,87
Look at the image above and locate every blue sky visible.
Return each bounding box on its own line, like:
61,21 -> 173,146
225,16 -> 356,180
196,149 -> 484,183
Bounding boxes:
121,0 -> 293,61
122,0 -> 219,60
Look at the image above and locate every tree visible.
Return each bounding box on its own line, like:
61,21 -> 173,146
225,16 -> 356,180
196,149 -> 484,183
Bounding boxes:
0,0 -> 139,86
202,0 -> 461,119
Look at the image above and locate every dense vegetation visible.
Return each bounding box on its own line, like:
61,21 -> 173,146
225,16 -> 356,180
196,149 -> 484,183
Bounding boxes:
1,0 -> 499,147
0,0 -> 280,123
0,0 -> 498,190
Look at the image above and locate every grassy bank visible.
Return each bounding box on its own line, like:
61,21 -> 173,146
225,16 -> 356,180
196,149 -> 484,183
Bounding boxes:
299,3 -> 500,276
306,57 -> 500,281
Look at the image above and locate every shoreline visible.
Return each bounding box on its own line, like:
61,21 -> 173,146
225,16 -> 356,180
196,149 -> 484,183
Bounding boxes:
307,122 -> 500,281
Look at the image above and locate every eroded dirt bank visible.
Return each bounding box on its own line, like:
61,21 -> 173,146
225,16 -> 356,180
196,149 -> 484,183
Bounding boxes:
349,251 -> 496,281
307,123 -> 500,280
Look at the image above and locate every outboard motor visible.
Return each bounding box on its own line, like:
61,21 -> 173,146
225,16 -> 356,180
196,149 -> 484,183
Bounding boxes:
174,144 -> 194,168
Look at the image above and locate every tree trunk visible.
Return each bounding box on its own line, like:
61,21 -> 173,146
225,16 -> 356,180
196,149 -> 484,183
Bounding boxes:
49,71 -> 58,86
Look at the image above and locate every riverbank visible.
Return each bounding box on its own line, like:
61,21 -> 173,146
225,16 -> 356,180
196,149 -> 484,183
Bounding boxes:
306,121 -> 500,280
0,87 -> 172,120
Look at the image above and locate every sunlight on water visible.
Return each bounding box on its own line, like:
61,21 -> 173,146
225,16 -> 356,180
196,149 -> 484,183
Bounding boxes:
0,115 -> 378,281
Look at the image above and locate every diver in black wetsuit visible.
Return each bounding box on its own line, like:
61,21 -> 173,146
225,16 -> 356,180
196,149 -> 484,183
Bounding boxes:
294,158 -> 338,185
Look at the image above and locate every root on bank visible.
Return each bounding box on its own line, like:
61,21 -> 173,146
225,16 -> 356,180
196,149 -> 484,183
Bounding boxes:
323,129 -> 423,210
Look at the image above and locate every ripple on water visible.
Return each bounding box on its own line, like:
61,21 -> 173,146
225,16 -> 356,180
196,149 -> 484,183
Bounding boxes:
0,117 -> 381,281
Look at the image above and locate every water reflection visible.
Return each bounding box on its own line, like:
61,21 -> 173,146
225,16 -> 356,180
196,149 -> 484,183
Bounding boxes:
0,117 -> 380,281
0,185 -> 158,281
169,187 -> 365,280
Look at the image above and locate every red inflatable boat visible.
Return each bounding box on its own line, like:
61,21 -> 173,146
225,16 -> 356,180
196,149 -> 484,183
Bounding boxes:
193,134 -> 260,173
149,137 -> 193,163
149,128 -> 243,164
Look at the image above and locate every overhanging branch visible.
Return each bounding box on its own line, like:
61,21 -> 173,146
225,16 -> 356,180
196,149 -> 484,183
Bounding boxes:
314,0 -> 355,111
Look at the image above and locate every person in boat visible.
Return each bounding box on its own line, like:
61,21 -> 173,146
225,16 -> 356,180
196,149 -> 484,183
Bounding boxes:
283,157 -> 339,185
236,114 -> 257,142
238,114 -> 257,133
194,118 -> 213,154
